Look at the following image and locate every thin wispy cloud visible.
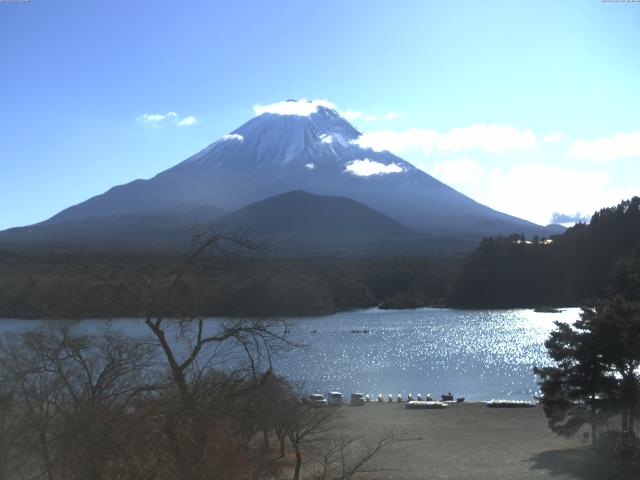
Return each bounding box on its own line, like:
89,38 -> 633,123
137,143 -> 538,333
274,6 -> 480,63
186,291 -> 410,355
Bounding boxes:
568,131 -> 640,162
137,112 -> 198,128
138,113 -> 168,123
177,116 -> 198,126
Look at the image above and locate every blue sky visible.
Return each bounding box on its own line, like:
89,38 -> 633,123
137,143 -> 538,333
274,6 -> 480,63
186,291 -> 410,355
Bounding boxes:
1,0 -> 639,229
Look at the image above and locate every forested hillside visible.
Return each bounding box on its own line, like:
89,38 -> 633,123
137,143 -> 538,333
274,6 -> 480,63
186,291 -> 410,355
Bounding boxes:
0,252 -> 455,318
447,197 -> 640,308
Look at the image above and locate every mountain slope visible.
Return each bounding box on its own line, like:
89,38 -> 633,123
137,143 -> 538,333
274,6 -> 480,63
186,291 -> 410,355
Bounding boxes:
1,99 -> 562,252
218,190 -> 409,235
0,191 -> 422,255
0,205 -> 224,251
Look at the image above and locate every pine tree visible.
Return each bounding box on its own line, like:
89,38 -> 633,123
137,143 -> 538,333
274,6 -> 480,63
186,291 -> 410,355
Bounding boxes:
535,245 -> 640,446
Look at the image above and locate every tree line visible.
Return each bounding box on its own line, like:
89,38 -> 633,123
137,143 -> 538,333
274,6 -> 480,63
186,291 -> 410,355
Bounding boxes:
448,197 -> 640,308
0,249 -> 456,319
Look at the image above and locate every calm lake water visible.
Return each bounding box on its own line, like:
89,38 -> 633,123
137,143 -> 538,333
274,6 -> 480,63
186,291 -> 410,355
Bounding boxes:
0,307 -> 580,401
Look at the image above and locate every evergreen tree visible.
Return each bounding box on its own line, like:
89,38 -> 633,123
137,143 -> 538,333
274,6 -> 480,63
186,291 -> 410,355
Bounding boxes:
535,246 -> 640,447
534,311 -> 617,444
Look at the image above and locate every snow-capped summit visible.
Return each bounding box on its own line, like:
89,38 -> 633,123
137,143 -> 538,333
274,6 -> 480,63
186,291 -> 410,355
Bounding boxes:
253,98 -> 339,117
16,99 -> 561,245
180,101 -> 362,170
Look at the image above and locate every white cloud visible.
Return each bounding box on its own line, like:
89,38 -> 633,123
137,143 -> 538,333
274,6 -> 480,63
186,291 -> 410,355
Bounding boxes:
305,163 -> 315,170
438,124 -> 537,153
253,98 -> 336,116
252,100 -> 399,124
568,131 -> 640,162
550,212 -> 591,225
340,110 -> 398,122
428,160 -> 638,226
355,128 -> 441,155
483,164 -> 633,226
138,113 -> 168,123
341,110 -> 362,121
344,159 -> 404,176
431,157 -> 487,187
356,124 -> 537,155
544,132 -> 563,143
177,116 -> 198,126
137,111 -> 198,128
222,133 -> 244,141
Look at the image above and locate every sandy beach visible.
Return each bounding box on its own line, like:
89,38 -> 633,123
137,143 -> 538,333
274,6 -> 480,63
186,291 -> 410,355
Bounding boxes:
323,402 -> 632,480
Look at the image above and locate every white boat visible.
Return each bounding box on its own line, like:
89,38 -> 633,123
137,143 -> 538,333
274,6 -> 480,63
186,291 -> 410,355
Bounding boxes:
405,401 -> 449,409
486,399 -> 536,408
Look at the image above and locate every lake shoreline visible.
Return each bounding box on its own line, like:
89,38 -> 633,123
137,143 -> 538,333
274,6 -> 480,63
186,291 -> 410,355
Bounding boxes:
0,303 -> 580,321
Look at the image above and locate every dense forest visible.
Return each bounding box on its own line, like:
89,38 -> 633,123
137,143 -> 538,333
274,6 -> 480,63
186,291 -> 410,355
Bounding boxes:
448,197 -> 640,308
0,250 -> 457,319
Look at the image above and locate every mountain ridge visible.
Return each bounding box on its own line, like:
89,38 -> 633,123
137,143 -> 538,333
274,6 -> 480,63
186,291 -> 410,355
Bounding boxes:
1,100 -> 564,252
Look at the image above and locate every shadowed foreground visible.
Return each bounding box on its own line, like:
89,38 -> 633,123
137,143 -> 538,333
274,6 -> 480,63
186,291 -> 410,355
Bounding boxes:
325,402 -> 632,480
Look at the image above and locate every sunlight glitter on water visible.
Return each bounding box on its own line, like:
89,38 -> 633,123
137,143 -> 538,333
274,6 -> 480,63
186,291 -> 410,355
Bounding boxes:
273,307 -> 581,401
0,308 -> 581,401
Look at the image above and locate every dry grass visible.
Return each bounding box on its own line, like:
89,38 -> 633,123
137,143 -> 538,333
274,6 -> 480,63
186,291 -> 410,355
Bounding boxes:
321,402 -> 634,480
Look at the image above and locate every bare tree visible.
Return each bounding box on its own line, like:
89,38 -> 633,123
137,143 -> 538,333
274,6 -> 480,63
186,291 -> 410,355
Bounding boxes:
311,431 -> 396,480
285,405 -> 336,480
0,321 -> 156,480
103,228 -> 293,480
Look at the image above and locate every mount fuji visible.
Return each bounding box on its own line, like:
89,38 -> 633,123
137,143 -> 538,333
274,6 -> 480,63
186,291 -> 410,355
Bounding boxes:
0,99 -> 562,253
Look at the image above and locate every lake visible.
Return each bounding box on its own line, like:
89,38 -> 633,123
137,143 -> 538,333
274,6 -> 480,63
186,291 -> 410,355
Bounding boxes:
0,307 -> 579,401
